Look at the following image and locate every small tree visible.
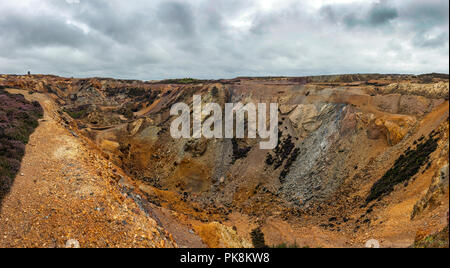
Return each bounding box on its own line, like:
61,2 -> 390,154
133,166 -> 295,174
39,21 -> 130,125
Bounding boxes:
211,86 -> 219,98
250,228 -> 267,248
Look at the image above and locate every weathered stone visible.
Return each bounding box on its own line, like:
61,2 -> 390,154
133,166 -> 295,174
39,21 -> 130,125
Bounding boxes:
289,104 -> 322,132
399,95 -> 431,116
279,104 -> 297,115
100,139 -> 120,152
372,94 -> 401,114
340,106 -> 358,136
367,115 -> 416,145
128,118 -> 145,136
184,139 -> 208,157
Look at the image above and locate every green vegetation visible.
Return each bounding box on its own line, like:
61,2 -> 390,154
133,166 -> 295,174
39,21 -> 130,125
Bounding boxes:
177,78 -> 198,84
413,226 -> 449,248
265,132 -> 300,184
127,88 -> 146,97
211,86 -> 219,97
160,78 -> 203,84
366,133 -> 439,203
273,242 -> 300,248
231,138 -> 252,164
250,228 -> 268,248
0,89 -> 43,204
64,108 -> 87,119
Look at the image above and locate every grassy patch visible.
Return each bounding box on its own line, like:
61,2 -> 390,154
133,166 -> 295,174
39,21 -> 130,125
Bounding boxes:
160,78 -> 203,84
64,107 -> 87,119
273,242 -> 300,248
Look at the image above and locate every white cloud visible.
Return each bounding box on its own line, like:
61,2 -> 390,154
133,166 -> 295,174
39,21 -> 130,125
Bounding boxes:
0,0 -> 448,79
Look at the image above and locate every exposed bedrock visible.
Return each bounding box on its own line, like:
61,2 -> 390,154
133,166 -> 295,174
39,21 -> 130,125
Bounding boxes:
1,74 -> 448,219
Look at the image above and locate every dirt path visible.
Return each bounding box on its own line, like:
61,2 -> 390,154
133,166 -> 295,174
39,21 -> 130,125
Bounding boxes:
0,89 -> 175,248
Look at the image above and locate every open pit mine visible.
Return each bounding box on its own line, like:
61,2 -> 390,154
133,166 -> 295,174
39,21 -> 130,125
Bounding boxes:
0,73 -> 448,248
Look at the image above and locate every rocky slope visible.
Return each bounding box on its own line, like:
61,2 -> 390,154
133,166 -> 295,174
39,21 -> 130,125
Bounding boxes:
0,73 -> 448,248
0,89 -> 176,248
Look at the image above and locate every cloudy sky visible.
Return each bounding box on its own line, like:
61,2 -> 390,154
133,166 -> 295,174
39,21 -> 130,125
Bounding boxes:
0,0 -> 448,80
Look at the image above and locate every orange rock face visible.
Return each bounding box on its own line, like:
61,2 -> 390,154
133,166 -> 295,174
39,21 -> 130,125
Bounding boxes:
1,73 -> 448,248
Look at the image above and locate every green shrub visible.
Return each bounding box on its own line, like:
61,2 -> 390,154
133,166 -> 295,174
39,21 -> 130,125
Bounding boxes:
250,228 -> 268,248
367,133 -> 439,203
413,226 -> 449,248
274,242 -> 300,248
64,108 -> 87,119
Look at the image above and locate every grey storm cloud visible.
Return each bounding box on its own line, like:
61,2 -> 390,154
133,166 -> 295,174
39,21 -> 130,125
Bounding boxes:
157,2 -> 196,38
368,3 -> 398,25
0,0 -> 448,80
323,1 -> 398,28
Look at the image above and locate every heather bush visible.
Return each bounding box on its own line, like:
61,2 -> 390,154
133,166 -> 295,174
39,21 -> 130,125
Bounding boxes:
366,133 -> 439,203
0,89 -> 43,204
250,228 -> 268,248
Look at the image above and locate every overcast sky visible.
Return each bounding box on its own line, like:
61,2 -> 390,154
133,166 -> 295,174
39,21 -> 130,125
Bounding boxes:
0,0 -> 448,80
